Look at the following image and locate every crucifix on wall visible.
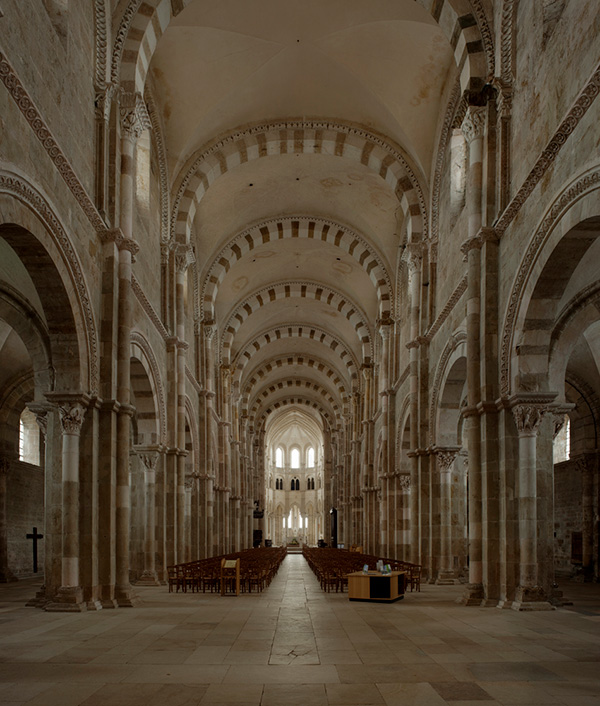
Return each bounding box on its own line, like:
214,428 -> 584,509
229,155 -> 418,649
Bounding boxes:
26,526 -> 43,573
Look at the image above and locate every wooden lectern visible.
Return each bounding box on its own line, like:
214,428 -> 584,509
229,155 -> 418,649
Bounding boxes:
221,558 -> 240,596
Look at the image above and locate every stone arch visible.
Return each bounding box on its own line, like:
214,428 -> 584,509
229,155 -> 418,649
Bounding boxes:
241,354 -> 348,411
112,0 -> 491,113
249,379 -> 341,423
253,397 -> 337,433
184,395 -> 199,470
221,281 -> 372,365
233,323 -> 360,391
429,331 -> 467,446
130,336 -> 163,446
501,170 -> 600,396
0,172 -> 99,394
548,286 -> 600,398
202,216 -> 393,321
0,284 -> 53,400
172,120 -> 425,247
130,332 -> 167,445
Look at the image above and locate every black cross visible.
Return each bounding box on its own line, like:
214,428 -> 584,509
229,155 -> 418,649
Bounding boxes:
26,527 -> 43,573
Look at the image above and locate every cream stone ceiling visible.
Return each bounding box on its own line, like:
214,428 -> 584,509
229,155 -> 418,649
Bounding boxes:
149,0 -> 458,436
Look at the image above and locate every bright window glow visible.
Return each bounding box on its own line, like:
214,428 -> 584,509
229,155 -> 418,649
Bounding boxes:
307,447 -> 314,467
291,448 -> 300,468
19,409 -> 40,465
276,447 -> 283,467
553,415 -> 570,463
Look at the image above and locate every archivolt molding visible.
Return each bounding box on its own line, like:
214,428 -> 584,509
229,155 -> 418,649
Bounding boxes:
431,80 -> 461,242
145,88 -> 170,244
242,354 -> 348,408
470,0 -> 495,80
0,52 -> 105,233
0,372 -> 36,425
110,0 -> 143,87
184,395 -> 199,464
202,216 -> 393,321
131,274 -> 169,340
428,330 -> 467,445
94,0 -> 110,88
500,0 -> 517,84
233,323 -> 360,391
495,63 -> 600,236
500,166 -> 600,397
130,330 -> 167,445
171,120 -> 427,244
425,275 -> 468,341
0,170 -> 99,395
221,281 -> 373,365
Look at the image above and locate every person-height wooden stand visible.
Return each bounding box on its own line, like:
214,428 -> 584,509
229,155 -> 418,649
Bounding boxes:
347,571 -> 405,602
221,558 -> 240,595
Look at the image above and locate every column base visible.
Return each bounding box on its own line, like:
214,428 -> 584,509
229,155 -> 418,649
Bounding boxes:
115,585 -> 140,607
25,585 -> 49,607
135,571 -> 161,586
511,585 -> 555,611
101,598 -> 118,609
436,570 -> 460,585
86,600 -> 103,611
458,582 -> 485,605
0,568 -> 18,583
44,586 -> 87,612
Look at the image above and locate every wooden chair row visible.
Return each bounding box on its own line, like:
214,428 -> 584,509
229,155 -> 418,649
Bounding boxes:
303,546 -> 421,593
167,547 -> 287,595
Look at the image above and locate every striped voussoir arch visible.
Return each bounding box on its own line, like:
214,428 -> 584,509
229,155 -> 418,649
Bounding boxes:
241,354 -> 349,409
249,379 -> 340,420
251,395 -> 338,432
221,282 -> 372,365
113,0 -> 490,116
202,216 -> 393,321
232,323 -> 360,391
172,121 -> 425,245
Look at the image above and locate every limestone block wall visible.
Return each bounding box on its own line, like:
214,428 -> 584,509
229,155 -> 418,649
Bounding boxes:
553,460 -> 582,576
0,3 -> 97,195
7,461 -> 44,578
511,1 -> 600,191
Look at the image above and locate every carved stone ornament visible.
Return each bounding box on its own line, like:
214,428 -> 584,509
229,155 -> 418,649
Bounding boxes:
397,474 -> 411,490
57,402 -> 86,436
136,450 -> 159,471
512,404 -> 545,436
461,106 -> 487,144
94,82 -> 117,122
174,243 -> 195,274
119,91 -> 150,141
434,447 -> 461,472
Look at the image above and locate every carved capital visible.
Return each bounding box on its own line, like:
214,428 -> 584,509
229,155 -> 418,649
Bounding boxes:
174,243 -> 195,275
94,82 -> 118,122
397,473 -> 411,490
27,403 -> 51,438
57,403 -> 86,436
99,227 -> 139,258
404,242 -> 423,274
434,446 -> 461,472
461,105 -> 487,144
135,447 -> 159,471
512,404 -> 545,436
119,91 -> 150,142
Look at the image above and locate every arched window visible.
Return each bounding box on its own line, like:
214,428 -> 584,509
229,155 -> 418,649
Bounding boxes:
19,408 -> 40,465
276,447 -> 284,468
290,478 -> 295,491
295,478 -> 300,491
307,446 -> 314,467
291,448 -> 300,469
553,415 -> 570,463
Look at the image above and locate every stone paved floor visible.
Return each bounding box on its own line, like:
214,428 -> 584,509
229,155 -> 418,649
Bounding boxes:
0,555 -> 599,705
